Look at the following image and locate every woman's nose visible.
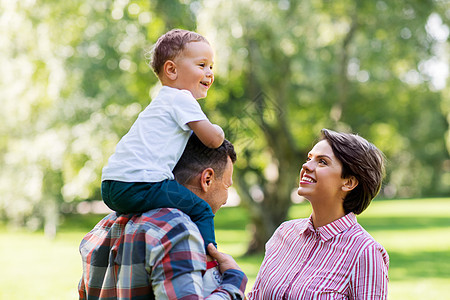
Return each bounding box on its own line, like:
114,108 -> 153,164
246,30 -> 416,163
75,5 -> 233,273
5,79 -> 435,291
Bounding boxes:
302,161 -> 313,172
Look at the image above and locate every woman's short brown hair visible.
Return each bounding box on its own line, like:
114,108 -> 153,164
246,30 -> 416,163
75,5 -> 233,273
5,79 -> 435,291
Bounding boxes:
149,29 -> 209,76
321,129 -> 385,215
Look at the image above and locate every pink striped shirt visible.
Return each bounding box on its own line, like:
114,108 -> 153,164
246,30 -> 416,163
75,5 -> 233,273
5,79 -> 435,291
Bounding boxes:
248,213 -> 389,299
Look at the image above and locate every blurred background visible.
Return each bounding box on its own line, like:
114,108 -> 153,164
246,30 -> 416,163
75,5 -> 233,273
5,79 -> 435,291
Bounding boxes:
0,0 -> 449,299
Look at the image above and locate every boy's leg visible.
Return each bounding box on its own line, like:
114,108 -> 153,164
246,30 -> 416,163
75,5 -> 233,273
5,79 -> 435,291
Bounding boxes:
101,180 -> 158,213
101,179 -> 217,249
155,179 -> 217,248
101,180 -> 124,212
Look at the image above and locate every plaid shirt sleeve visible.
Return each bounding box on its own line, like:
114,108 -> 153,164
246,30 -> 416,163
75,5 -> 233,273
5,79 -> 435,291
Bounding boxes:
149,210 -> 247,299
79,209 -> 247,300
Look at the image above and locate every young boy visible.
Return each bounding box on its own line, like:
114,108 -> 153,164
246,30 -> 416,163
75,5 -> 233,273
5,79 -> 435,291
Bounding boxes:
101,29 -> 224,251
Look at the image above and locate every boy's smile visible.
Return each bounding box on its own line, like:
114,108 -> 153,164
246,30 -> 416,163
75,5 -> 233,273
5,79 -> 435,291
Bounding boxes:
172,41 -> 214,99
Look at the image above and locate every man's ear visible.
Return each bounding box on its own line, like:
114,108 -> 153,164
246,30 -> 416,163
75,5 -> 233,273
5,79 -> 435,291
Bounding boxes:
163,60 -> 177,81
200,168 -> 215,192
342,176 -> 358,192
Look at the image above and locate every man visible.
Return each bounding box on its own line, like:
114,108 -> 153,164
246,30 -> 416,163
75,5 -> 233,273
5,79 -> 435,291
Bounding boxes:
78,134 -> 247,299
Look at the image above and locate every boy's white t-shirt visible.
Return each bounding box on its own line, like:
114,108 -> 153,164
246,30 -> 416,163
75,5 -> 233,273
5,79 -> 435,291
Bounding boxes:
102,86 -> 207,183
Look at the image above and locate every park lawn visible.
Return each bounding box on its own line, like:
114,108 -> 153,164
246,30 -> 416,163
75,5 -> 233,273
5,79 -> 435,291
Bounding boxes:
0,198 -> 449,299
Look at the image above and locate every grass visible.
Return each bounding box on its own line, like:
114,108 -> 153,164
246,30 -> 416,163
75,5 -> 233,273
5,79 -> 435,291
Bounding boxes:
1,198 -> 450,299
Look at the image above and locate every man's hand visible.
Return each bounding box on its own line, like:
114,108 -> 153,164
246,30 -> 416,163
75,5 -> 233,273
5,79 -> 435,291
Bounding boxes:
207,243 -> 242,274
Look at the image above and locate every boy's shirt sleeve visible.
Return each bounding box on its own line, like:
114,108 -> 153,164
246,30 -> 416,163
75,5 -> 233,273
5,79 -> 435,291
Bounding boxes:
172,90 -> 208,131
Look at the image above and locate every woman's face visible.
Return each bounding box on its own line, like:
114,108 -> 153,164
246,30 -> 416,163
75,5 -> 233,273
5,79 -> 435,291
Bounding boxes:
298,140 -> 347,204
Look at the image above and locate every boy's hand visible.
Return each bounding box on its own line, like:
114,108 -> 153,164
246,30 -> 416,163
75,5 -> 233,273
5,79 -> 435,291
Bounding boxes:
188,120 -> 225,148
207,243 -> 242,274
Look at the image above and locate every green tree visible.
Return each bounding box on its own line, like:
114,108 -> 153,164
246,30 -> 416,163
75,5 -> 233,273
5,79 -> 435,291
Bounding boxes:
197,0 -> 449,252
1,0 -> 448,254
0,0 -> 197,233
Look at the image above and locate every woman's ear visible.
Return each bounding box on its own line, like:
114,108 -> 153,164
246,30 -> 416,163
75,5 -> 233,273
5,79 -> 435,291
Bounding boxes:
342,176 -> 358,192
163,60 -> 177,81
200,168 -> 215,192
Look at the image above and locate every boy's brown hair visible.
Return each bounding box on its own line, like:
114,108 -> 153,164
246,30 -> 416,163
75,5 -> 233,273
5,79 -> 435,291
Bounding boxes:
150,29 -> 209,76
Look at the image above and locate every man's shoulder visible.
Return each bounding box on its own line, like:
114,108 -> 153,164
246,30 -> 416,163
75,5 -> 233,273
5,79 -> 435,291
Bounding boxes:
92,208 -> 197,232
82,209 -> 202,250
131,208 -> 201,237
141,207 -> 196,226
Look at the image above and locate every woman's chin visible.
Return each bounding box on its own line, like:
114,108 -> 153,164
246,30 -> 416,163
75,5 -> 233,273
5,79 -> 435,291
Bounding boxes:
297,187 -> 308,197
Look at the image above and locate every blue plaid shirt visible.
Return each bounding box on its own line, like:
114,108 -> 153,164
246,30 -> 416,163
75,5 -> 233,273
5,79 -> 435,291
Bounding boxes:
78,208 -> 247,299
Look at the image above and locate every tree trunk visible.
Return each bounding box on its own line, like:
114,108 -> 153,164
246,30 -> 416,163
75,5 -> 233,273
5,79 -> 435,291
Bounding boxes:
234,38 -> 304,254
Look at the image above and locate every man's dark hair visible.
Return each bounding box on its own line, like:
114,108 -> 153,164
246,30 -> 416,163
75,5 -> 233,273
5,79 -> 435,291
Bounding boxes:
321,129 -> 385,215
173,134 -> 236,185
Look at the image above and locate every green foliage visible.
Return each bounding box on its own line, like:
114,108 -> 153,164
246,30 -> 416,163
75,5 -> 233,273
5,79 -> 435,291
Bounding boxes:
199,0 -> 449,197
196,0 -> 450,251
0,0 -> 449,248
0,0 -> 197,227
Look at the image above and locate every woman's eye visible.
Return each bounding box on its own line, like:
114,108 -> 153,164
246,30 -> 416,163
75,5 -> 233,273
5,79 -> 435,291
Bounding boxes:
319,159 -> 327,165
199,63 -> 205,67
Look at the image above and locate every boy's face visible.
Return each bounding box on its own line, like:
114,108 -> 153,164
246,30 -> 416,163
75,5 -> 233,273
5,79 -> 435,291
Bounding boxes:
172,41 -> 214,99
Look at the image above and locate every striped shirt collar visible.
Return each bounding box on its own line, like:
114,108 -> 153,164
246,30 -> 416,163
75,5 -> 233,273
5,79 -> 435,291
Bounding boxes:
305,212 -> 357,242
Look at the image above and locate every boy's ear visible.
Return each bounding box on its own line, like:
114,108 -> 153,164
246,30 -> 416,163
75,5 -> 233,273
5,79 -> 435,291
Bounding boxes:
342,176 -> 358,192
163,60 -> 177,81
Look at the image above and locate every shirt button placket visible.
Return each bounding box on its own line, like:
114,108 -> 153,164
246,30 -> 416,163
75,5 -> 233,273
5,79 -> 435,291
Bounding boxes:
283,234 -> 317,299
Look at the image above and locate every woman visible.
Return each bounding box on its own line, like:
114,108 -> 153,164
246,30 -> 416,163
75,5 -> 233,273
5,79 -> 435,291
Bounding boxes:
248,129 -> 389,299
